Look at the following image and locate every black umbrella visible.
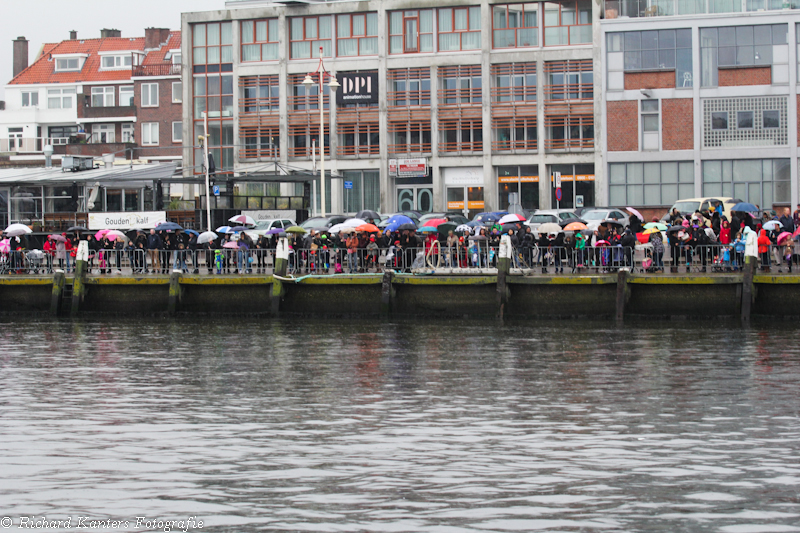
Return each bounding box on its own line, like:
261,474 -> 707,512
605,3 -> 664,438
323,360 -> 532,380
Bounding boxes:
356,210 -> 381,221
67,226 -> 89,232
156,222 -> 183,231
665,226 -> 685,234
600,219 -> 625,227
397,223 -> 416,231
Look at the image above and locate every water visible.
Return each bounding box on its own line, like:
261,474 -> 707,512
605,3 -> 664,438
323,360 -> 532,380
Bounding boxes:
1,319 -> 799,532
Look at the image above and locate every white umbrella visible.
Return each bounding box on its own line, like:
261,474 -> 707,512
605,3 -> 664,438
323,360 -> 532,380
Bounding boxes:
105,229 -> 128,241
4,223 -> 32,237
342,218 -> 367,228
499,213 -> 526,225
762,220 -> 782,231
538,222 -> 563,235
455,224 -> 472,234
198,231 -> 218,244
626,207 -> 644,222
229,214 -> 256,226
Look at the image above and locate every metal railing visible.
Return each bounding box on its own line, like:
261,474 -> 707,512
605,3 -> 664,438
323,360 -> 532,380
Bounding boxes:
0,137 -> 67,152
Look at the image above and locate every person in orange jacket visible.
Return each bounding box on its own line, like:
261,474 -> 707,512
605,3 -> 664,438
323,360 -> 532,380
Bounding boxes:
757,229 -> 772,270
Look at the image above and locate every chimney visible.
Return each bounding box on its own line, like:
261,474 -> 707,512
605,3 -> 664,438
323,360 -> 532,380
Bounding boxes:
13,36 -> 28,78
100,28 -> 121,39
145,28 -> 171,49
69,30 -> 77,40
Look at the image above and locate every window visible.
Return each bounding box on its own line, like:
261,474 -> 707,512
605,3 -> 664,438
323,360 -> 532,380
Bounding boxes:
543,0 -> 592,46
121,124 -> 134,143
242,127 -> 280,160
142,83 -> 158,107
609,161 -> 694,207
172,53 -> 182,65
440,119 -> 483,153
142,123 -> 159,146
545,60 -> 591,100
192,22 -> 234,73
492,63 -> 536,103
91,87 -> 115,107
763,110 -> 780,128
119,85 -> 134,106
289,73 -> 329,112
337,13 -> 378,56
289,124 -> 329,158
47,88 -> 75,109
702,159 -> 790,206
241,19 -> 279,62
548,164 -> 595,208
438,7 -> 481,51
49,126 -> 78,139
737,111 -> 754,129
700,24 -> 787,87
290,15 -> 332,59
388,122 -> 431,154
241,75 -> 279,113
389,68 -> 431,106
55,57 -> 80,71
92,124 -> 115,143
101,55 -> 133,69
494,118 -> 537,152
497,166 -> 539,211
342,170 -> 380,212
172,82 -> 182,103
172,122 -> 182,143
439,65 -> 482,105
339,123 -> 380,156
21,91 -> 38,107
712,111 -> 728,130
389,10 -> 434,54
193,74 -> 234,170
493,4 -> 538,49
607,29 -> 693,90
641,99 -> 659,150
546,114 -> 593,150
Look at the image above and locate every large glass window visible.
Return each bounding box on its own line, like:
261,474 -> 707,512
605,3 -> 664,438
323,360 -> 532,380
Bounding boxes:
241,19 -> 279,62
438,7 -> 481,51
439,65 -> 482,105
549,164 -> 595,208
241,75 -> 279,113
389,68 -> 431,107
290,16 -> 332,59
492,63 -> 536,103
337,13 -> 378,56
47,88 -> 75,109
545,60 -> 591,100
342,170 -> 380,212
389,10 -> 434,54
91,87 -> 115,107
193,73 -> 234,171
700,24 -> 787,86
493,4 -> 538,49
702,159 -> 789,207
192,22 -> 233,73
543,0 -> 591,46
607,29 -> 693,89
119,85 -> 134,106
498,166 -> 539,211
609,161 -> 693,207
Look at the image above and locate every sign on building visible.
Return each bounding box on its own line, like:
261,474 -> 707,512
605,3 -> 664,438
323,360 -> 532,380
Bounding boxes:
396,158 -> 427,178
88,211 -> 167,230
336,72 -> 378,105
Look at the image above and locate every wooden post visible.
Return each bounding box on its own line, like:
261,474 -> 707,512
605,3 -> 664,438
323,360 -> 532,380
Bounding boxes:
381,270 -> 394,316
50,270 -> 65,316
70,241 -> 89,317
741,256 -> 756,323
168,270 -> 182,316
615,269 -> 629,323
271,236 -> 289,315
497,234 -> 511,320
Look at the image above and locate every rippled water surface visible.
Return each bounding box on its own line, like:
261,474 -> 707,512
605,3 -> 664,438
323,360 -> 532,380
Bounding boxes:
1,319 -> 799,532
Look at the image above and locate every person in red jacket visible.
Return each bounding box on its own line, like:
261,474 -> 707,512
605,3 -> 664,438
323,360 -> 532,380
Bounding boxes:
719,220 -> 731,245
43,236 -> 56,273
757,229 -> 772,271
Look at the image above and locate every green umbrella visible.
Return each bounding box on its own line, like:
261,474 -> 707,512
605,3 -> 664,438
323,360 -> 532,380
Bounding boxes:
437,222 -> 457,236
284,226 -> 307,234
644,222 -> 668,231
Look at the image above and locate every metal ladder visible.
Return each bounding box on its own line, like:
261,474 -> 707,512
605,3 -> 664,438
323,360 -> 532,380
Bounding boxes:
61,282 -> 73,313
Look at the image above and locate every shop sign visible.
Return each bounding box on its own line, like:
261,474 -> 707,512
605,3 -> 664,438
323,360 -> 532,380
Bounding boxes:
499,175 -> 538,183
243,210 -> 296,221
397,158 -> 427,177
336,72 -> 378,105
88,211 -> 166,230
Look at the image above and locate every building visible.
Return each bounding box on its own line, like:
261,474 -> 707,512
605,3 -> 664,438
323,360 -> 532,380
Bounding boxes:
182,0 -> 603,219
601,0 -> 800,219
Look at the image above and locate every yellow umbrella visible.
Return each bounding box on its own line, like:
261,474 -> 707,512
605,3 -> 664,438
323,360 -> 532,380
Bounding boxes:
563,221 -> 587,231
643,227 -> 661,235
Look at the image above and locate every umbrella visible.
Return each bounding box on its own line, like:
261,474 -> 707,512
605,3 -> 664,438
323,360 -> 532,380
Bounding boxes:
95,229 -> 110,240
231,226 -> 249,232
423,218 -> 448,228
455,224 -> 472,234
4,223 -> 32,237
469,235 -> 488,241
499,213 -> 526,225
48,234 -> 67,243
595,240 -> 610,246
156,222 -> 183,231
762,220 -> 782,231
438,222 -> 457,236
732,202 -> 758,213
66,226 -> 89,233
636,233 -> 651,244
338,227 -> 356,234
600,219 -> 625,227
0,239 -> 9,253
266,228 -> 283,235
355,210 -> 380,221
643,227 -> 662,235
216,226 -> 234,234
384,215 -> 415,232
538,222 -> 563,234
397,223 -> 417,231
285,226 -> 307,234
198,231 -> 218,244
328,223 -> 347,234
355,223 -> 380,233
466,220 -> 484,228
666,226 -> 685,234
644,222 -> 668,231
418,226 -> 438,233
229,214 -> 256,226
223,241 -> 238,249
105,230 -> 128,240
563,221 -> 587,231
342,218 -> 367,228
626,207 -> 644,221
777,231 -> 793,244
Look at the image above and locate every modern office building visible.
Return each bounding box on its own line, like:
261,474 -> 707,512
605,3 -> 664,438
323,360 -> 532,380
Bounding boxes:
182,0 -> 603,218
601,0 -> 800,216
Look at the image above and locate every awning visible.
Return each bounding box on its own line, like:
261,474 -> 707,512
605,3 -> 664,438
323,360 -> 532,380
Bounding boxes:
0,162 -> 177,187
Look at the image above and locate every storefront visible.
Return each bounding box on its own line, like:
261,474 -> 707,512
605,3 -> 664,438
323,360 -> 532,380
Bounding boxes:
548,164 -> 595,209
443,166 -> 485,219
391,158 -> 432,214
497,166 -> 539,212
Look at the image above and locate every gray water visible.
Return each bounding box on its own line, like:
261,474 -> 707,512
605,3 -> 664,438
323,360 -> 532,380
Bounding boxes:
0,319 -> 799,533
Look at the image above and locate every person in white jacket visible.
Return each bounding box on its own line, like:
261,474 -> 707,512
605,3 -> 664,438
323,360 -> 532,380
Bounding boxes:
744,226 -> 758,263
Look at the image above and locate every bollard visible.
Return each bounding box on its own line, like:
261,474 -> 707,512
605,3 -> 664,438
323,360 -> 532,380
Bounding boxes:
741,255 -> 756,323
497,235 -> 512,320
381,270 -> 394,316
50,270 -> 65,316
271,236 -> 289,315
71,241 -> 89,317
615,269 -> 630,323
168,270 -> 182,316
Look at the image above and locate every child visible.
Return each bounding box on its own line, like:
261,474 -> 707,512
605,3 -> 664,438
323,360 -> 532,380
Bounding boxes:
214,249 -> 224,274
366,236 -> 379,272
784,238 -> 794,273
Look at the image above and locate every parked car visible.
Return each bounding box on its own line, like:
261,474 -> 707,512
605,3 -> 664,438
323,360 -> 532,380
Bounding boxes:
299,215 -> 348,230
243,217 -> 297,240
524,209 -> 582,234
378,212 -> 421,228
581,208 -> 630,231
418,212 -> 470,226
660,197 -> 744,224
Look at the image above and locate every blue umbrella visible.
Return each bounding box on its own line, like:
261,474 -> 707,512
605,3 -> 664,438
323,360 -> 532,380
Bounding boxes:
183,229 -> 199,237
231,226 -> 249,232
385,215 -> 415,232
156,222 -> 182,231
216,225 -> 234,234
265,228 -> 283,235
732,202 -> 758,212
417,226 -> 438,233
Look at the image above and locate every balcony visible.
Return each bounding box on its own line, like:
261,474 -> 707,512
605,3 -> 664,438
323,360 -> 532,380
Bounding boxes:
604,0 -> 799,19
132,64 -> 182,77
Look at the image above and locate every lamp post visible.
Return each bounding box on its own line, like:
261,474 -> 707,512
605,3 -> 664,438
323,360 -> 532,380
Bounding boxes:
200,111 -> 212,232
303,46 -> 339,219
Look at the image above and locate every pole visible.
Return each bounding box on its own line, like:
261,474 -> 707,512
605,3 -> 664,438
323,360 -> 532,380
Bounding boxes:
312,139 -> 317,217
319,68 -> 326,218
203,112 -> 211,232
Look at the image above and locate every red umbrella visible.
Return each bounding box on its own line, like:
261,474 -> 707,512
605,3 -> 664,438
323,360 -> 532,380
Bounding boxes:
777,231 -> 793,245
424,218 -> 448,228
595,240 -> 610,246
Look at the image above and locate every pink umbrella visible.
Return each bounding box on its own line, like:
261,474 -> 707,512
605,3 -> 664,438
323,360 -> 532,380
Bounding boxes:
105,230 -> 127,240
626,207 -> 644,222
48,234 -> 67,242
0,239 -> 9,253
95,229 -> 110,240
777,231 -> 793,245
595,240 -> 610,246
223,241 -> 238,249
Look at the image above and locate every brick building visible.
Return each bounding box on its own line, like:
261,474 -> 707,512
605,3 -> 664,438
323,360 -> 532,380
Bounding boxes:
601,2 -> 800,216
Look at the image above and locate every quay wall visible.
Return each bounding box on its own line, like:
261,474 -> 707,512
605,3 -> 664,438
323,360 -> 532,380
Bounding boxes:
1,272 -> 799,320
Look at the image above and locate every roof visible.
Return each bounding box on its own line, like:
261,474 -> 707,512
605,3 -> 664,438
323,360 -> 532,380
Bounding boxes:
0,162 -> 177,186
8,33 -> 178,86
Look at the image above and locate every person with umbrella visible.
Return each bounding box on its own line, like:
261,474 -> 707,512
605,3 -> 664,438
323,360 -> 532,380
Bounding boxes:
54,233 -> 69,272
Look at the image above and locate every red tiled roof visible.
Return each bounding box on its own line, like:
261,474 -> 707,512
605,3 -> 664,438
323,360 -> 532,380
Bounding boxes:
9,34 -> 177,85
141,32 -> 181,66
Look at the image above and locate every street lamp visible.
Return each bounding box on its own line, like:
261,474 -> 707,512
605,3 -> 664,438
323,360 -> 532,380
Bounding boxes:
303,46 -> 339,218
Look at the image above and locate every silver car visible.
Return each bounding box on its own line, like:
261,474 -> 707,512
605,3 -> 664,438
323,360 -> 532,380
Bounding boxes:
581,208 -> 630,231
524,209 -> 581,235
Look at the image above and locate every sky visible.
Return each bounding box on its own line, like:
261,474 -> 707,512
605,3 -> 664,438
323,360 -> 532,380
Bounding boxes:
0,0 -> 224,100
